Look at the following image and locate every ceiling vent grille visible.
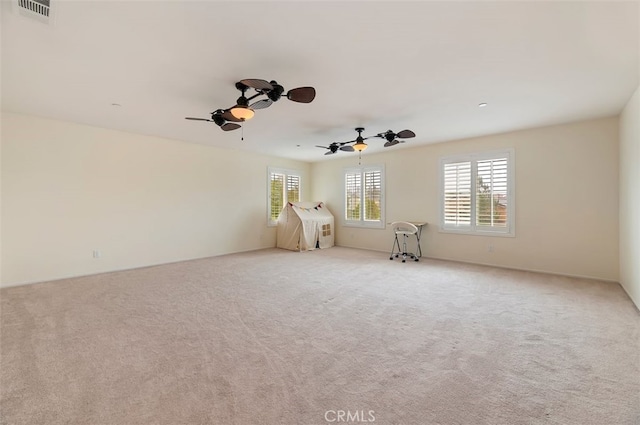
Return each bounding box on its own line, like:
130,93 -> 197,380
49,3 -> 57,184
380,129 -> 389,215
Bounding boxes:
13,0 -> 53,24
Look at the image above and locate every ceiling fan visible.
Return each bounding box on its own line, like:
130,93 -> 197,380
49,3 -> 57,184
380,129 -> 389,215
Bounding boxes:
317,127 -> 416,154
375,129 -> 417,147
185,79 -> 316,132
315,141 -> 355,155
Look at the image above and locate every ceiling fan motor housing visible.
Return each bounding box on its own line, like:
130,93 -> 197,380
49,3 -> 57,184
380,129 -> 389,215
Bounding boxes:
211,111 -> 225,127
267,81 -> 285,102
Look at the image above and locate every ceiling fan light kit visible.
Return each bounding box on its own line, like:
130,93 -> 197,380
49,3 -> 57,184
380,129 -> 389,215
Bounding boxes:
229,106 -> 254,121
352,141 -> 368,152
352,127 -> 368,152
229,82 -> 255,121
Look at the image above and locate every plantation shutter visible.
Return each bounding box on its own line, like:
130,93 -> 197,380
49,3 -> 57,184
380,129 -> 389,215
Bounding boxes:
441,150 -> 513,235
443,161 -> 472,227
363,170 -> 382,221
476,157 -> 508,228
267,168 -> 302,226
286,175 -> 300,203
270,173 -> 285,221
345,172 -> 361,220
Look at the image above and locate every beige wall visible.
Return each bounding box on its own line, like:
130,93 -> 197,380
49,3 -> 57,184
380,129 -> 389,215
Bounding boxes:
312,117 -> 620,281
0,113 -> 310,286
0,112 -> 624,286
619,85 -> 640,308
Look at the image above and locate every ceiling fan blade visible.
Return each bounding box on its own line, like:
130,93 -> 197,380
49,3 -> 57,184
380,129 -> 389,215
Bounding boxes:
324,150 -> 336,155
240,79 -> 274,91
341,145 -> 355,152
286,87 -> 316,103
185,117 -> 212,121
396,129 -> 416,139
384,140 -> 400,147
316,145 -> 330,149
221,123 -> 241,131
250,99 -> 273,110
221,110 -> 243,122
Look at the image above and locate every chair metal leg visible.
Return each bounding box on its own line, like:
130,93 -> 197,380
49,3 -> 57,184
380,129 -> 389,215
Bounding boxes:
390,234 -> 401,260
400,234 -> 419,263
402,235 -> 408,262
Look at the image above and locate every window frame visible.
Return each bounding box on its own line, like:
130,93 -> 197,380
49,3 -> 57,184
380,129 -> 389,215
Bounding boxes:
439,149 -> 515,237
267,167 -> 301,227
343,164 -> 385,229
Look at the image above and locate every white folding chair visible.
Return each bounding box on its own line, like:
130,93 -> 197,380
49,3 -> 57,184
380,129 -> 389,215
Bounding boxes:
389,221 -> 419,262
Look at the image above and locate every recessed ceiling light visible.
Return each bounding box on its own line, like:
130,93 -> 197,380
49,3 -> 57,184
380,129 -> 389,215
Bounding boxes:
111,103 -> 122,107
478,103 -> 488,108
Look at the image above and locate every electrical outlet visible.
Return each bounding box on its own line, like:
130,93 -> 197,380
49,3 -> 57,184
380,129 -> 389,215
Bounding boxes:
93,250 -> 101,258
488,245 -> 494,253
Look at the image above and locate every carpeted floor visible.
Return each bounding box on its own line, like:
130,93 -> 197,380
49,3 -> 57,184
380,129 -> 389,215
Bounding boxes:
1,247 -> 639,425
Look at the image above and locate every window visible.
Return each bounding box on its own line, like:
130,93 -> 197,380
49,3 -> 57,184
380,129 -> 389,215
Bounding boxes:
440,149 -> 514,236
268,168 -> 301,226
344,165 -> 385,228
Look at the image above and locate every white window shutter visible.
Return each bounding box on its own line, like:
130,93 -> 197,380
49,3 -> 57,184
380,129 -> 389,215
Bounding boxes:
476,158 -> 508,228
286,175 -> 300,203
443,161 -> 472,228
270,173 -> 285,221
363,170 -> 382,221
345,172 -> 361,221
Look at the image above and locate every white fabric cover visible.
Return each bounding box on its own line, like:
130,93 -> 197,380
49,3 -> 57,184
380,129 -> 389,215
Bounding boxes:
276,202 -> 335,251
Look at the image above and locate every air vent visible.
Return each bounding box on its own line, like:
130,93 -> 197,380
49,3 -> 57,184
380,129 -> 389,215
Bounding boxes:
19,0 -> 49,16
13,0 -> 54,24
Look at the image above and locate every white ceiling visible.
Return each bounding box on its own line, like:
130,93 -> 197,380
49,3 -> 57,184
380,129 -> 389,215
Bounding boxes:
1,1 -> 638,162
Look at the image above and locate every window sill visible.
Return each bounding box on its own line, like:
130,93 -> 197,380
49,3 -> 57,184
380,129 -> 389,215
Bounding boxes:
439,227 -> 515,237
344,221 -> 385,229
